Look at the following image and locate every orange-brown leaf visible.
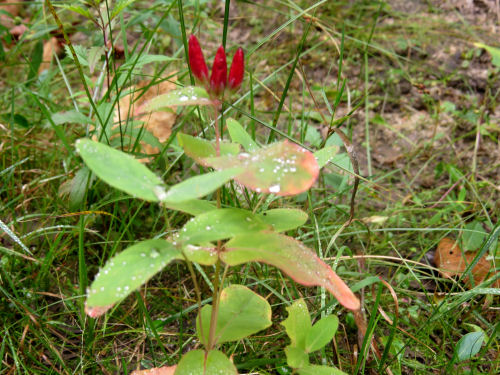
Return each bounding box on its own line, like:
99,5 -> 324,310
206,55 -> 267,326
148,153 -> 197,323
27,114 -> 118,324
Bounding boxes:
130,365 -> 176,375
435,238 -> 499,287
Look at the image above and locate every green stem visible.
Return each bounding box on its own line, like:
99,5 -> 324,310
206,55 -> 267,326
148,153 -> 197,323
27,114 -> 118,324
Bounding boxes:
208,259 -> 222,349
184,256 -> 205,345
207,101 -> 224,350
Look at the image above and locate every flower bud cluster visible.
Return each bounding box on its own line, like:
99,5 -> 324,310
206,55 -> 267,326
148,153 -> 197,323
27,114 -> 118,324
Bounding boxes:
188,35 -> 244,98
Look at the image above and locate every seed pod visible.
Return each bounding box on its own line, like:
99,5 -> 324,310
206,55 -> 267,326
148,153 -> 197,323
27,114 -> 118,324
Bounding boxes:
188,35 -> 209,84
228,47 -> 244,92
209,45 -> 227,97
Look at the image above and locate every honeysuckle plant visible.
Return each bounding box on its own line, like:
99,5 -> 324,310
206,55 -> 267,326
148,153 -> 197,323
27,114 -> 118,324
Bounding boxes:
75,34 -> 359,374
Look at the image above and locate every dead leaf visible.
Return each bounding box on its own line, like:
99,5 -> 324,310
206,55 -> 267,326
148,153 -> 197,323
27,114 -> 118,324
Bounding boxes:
434,237 -> 499,287
39,37 -> 60,74
113,79 -> 177,161
0,1 -> 21,30
130,365 -> 176,375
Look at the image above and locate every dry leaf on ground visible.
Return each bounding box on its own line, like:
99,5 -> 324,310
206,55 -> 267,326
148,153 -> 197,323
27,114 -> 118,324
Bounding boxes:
113,79 -> 177,161
434,238 -> 499,287
39,37 -> 60,74
91,78 -> 178,161
130,365 -> 176,375
0,1 -> 20,30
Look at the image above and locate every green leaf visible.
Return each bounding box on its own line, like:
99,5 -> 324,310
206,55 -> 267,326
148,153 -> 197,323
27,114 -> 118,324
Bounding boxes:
121,54 -> 175,71
314,145 -> 340,169
305,315 -> 339,353
196,285 -> 272,346
175,349 -> 238,375
282,299 -> 311,350
178,208 -> 271,245
51,110 -> 92,125
258,208 -> 308,232
474,42 -> 500,67
463,221 -> 487,250
226,118 -> 259,151
163,199 -> 216,216
204,140 -> 319,196
285,346 -> 309,369
111,0 -> 139,19
76,138 -> 164,202
88,46 -> 105,74
183,244 -> 217,265
27,40 -> 43,81
177,133 -> 240,166
222,232 -> 360,311
455,331 -> 484,362
85,240 -> 182,317
64,44 -> 89,66
298,365 -> 347,375
57,5 -> 93,20
161,168 -> 242,203
68,167 -> 94,211
146,86 -> 211,110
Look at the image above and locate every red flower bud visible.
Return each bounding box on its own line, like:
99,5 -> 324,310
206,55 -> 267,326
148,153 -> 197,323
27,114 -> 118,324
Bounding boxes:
228,47 -> 244,92
209,45 -> 227,97
188,35 -> 209,84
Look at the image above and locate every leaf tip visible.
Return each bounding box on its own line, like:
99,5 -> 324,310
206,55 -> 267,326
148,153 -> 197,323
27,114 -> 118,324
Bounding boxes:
85,303 -> 114,318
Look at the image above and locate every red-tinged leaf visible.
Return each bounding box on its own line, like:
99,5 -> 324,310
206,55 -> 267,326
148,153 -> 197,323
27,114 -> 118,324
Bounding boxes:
204,140 -> 319,196
222,232 -> 360,310
131,365 -> 177,375
85,240 -> 182,317
177,132 -> 240,166
85,304 -> 114,318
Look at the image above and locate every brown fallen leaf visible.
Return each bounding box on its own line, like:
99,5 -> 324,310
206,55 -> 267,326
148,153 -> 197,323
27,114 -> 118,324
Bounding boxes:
0,1 -> 20,30
113,79 -> 177,161
130,365 -> 176,375
39,37 -> 60,74
434,238 -> 499,287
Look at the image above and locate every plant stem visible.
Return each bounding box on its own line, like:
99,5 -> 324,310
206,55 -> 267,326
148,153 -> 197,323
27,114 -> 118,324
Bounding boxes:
208,258 -> 221,349
207,101 -> 223,350
184,256 -> 205,344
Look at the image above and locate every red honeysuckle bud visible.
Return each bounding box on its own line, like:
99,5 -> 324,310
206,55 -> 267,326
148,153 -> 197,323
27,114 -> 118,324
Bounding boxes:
228,47 -> 244,92
188,35 -> 209,84
209,45 -> 227,97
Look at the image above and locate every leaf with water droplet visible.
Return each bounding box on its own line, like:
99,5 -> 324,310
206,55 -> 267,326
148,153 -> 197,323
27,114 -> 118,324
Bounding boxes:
258,208 -> 308,232
204,140 -> 319,196
196,285 -> 272,346
163,199 -> 216,216
305,315 -> 339,353
178,208 -> 271,245
314,145 -> 340,169
145,86 -> 211,110
85,239 -> 182,317
177,132 -> 240,166
222,232 -> 360,311
175,349 -> 238,375
76,138 -> 164,202
183,244 -> 217,265
226,118 -> 259,152
162,168 -> 242,202
282,299 -> 312,350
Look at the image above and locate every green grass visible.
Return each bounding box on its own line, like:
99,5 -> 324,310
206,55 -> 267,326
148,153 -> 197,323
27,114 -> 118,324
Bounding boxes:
1,0 -> 499,374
